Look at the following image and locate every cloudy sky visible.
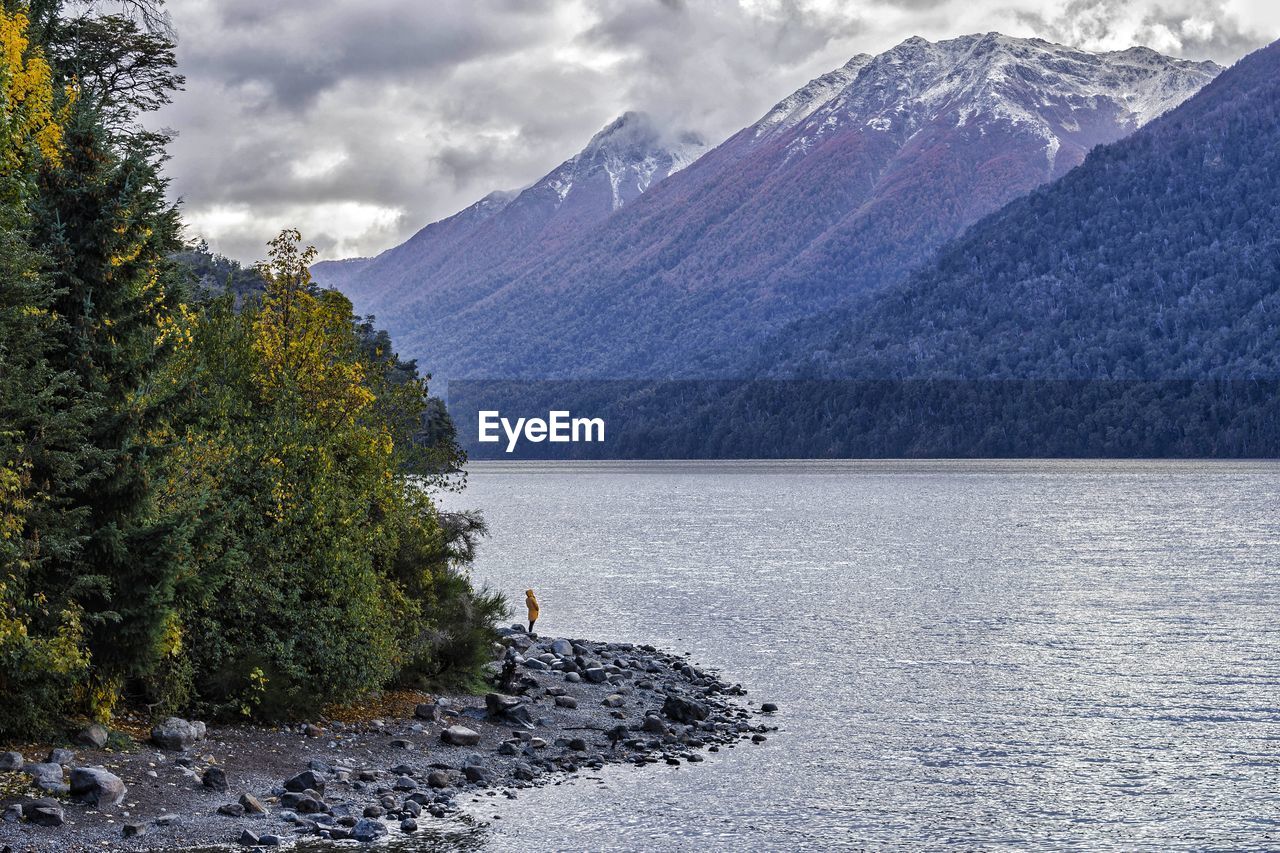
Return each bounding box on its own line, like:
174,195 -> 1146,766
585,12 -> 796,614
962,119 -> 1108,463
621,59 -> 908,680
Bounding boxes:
153,0 -> 1279,263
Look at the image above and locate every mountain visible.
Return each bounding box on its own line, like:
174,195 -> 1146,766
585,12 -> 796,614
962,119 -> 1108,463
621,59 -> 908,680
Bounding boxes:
760,37 -> 1280,381
312,111 -> 705,324
318,34 -> 1219,381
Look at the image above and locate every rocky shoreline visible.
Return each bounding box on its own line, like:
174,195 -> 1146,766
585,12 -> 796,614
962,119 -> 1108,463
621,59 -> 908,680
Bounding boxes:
0,628 -> 775,852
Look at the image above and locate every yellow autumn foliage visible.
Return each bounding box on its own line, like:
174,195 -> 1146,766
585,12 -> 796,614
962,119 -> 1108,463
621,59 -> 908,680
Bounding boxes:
0,8 -> 71,177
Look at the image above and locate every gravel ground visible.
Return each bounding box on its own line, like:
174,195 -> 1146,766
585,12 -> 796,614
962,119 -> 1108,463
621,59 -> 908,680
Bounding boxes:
0,629 -> 774,852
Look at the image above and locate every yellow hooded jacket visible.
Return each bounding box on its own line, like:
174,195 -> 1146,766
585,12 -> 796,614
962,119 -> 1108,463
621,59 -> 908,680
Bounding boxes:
525,589 -> 539,622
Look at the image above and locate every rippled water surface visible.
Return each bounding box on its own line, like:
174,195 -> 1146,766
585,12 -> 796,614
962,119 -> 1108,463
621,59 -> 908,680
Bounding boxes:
431,460 -> 1279,851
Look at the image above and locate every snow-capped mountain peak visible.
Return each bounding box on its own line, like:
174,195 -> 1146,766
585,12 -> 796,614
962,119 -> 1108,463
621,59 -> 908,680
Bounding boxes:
770,34 -> 1221,171
535,111 -> 707,211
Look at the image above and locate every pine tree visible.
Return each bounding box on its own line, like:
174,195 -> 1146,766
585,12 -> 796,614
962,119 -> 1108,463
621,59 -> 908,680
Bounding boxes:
0,4 -> 97,736
26,4 -> 189,712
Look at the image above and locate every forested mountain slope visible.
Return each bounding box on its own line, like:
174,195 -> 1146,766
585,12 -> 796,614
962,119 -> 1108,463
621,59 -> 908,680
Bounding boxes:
761,38 -> 1280,380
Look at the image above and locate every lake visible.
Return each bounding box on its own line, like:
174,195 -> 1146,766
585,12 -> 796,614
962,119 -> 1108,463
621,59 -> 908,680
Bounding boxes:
427,460 -> 1280,850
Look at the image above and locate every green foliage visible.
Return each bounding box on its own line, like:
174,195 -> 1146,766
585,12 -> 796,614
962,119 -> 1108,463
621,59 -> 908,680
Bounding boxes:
0,3 -> 97,739
154,232 -> 501,719
0,2 -> 498,740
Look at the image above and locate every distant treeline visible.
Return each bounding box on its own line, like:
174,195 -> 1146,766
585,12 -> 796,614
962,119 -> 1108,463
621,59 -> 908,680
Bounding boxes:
450,380 -> 1280,459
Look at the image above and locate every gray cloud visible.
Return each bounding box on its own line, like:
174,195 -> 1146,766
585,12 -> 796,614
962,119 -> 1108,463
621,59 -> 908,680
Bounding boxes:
153,0 -> 1277,264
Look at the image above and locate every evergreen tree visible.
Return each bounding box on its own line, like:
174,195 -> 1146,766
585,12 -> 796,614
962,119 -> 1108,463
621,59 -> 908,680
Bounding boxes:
0,4 -> 97,736
26,1 -> 189,712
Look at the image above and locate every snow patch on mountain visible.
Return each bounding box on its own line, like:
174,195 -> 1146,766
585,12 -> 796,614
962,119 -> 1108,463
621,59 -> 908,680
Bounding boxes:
766,33 -> 1220,173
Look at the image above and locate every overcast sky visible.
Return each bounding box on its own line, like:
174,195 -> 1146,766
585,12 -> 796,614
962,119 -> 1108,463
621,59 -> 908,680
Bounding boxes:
153,0 -> 1279,264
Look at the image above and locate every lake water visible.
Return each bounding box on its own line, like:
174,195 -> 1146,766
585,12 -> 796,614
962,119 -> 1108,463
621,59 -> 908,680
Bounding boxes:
427,460 -> 1279,851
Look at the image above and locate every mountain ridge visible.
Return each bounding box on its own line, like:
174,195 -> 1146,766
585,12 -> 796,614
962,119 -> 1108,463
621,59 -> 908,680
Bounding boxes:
316,34 -> 1221,382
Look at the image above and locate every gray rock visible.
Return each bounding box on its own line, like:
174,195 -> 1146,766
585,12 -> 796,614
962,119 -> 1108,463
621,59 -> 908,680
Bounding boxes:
122,822 -> 146,838
46,748 -> 74,766
70,766 -> 127,807
642,715 -> 668,734
350,818 -> 388,842
238,828 -> 260,846
584,667 -> 608,683
296,797 -> 327,815
0,751 -> 22,772
413,702 -> 440,722
601,694 -> 625,708
3,804 -> 22,823
550,638 -> 574,657
25,762 -> 64,790
564,672 -> 582,683
522,657 -> 548,671
554,695 -> 578,709
202,766 -> 228,792
26,798 -> 65,827
512,763 -> 536,781
505,704 -> 535,727
761,702 -> 779,713
663,693 -> 709,724
463,765 -> 488,783
154,813 -> 180,827
259,835 -> 284,847
400,817 -> 419,832
392,776 -> 416,791
76,723 -> 109,749
497,742 -> 518,756
567,738 -> 588,752
426,770 -> 450,788
151,717 -> 206,751
441,725 -> 480,746
485,693 -> 523,717
217,803 -> 246,818
283,769 -> 326,793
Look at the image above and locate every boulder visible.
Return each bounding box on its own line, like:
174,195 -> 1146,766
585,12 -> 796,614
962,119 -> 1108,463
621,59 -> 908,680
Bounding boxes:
413,702 -> 440,722
46,748 -> 74,766
400,817 -> 419,832
663,693 -> 709,725
584,668 -> 608,683
426,770 -> 451,788
485,693 -> 523,718
550,638 -> 574,657
642,715 -> 668,735
505,705 -> 535,727
522,657 -> 549,671
0,751 -> 22,772
350,817 -> 388,842
25,798 -> 65,827
70,766 -> 127,807
239,792 -> 268,814
151,717 -> 206,751
76,723 -> 109,749
554,695 -> 578,709
761,702 -> 779,713
440,725 -> 480,747
202,766 -> 228,792
283,769 -> 326,793
238,829 -> 260,847
25,762 -> 64,790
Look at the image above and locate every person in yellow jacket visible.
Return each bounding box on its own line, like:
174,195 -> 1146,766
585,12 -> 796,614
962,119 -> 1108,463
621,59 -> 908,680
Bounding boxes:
525,589 -> 540,634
